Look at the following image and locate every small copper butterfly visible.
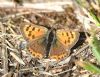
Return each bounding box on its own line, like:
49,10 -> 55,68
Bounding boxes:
20,22 -> 79,61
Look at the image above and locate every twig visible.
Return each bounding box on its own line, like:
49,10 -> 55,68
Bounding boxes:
0,69 -> 3,73
0,1 -> 72,11
0,22 -> 9,74
5,44 -> 19,53
0,33 -> 22,37
72,44 -> 89,56
53,66 -> 76,76
10,52 -> 25,65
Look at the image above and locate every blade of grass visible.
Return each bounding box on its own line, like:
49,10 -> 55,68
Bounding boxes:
76,0 -> 86,7
76,0 -> 100,26
90,34 -> 100,63
76,60 -> 100,73
89,10 -> 100,26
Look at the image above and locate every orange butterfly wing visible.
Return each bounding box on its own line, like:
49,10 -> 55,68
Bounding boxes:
21,23 -> 48,42
50,29 -> 79,61
56,29 -> 79,48
20,23 -> 48,59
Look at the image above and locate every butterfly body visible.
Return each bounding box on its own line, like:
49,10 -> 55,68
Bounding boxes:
45,29 -> 55,58
20,23 -> 79,61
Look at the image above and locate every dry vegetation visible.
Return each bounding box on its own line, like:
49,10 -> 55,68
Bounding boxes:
0,0 -> 100,77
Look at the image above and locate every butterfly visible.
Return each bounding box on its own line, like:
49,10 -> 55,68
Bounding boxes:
20,22 -> 79,61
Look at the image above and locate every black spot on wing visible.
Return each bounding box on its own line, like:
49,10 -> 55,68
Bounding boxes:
70,32 -> 74,38
62,32 -> 64,36
71,33 -> 74,38
68,39 -> 70,43
64,40 -> 67,44
66,32 -> 68,36
28,31 -> 32,36
32,35 -> 35,39
32,27 -> 35,31
26,25 -> 31,31
38,29 -> 40,32
68,37 -> 70,43
32,53 -> 35,56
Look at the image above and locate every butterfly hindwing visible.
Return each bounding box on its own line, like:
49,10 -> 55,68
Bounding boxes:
50,41 -> 69,61
28,38 -> 46,59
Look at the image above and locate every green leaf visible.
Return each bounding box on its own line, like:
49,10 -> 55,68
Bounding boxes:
76,60 -> 100,73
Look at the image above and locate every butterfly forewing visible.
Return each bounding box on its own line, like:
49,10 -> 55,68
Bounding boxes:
20,23 -> 48,42
56,29 -> 79,49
